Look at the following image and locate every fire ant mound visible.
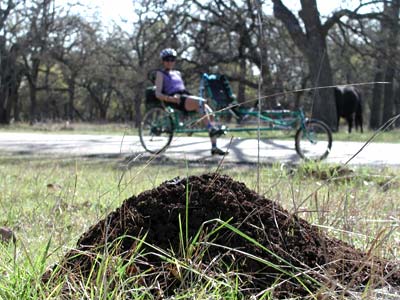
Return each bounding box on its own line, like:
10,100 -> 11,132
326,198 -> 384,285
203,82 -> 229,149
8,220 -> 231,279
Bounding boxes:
47,173 -> 400,298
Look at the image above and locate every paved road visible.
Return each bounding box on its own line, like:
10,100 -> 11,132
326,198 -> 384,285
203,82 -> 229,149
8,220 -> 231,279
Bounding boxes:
0,132 -> 399,166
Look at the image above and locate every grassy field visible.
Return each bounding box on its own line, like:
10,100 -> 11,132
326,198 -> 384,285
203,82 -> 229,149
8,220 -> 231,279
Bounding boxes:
0,122 -> 134,136
0,154 -> 399,299
0,121 -> 399,143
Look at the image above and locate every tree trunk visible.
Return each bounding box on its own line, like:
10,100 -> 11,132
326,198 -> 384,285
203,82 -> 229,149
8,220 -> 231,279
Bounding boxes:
272,0 -> 337,128
99,107 -> 107,121
12,90 -> 19,122
26,58 -> 40,124
0,91 -> 9,124
370,68 -> 384,129
0,73 -> 9,124
10,64 -> 22,122
237,56 -> 246,104
382,68 -> 395,127
305,45 -> 335,126
29,81 -> 38,124
370,0 -> 399,129
382,0 -> 399,128
67,79 -> 76,120
0,42 -> 22,124
0,38 -> 9,124
394,85 -> 400,127
133,96 -> 141,127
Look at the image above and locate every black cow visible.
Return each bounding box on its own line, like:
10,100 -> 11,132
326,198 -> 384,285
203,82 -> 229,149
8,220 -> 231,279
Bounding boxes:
334,86 -> 363,133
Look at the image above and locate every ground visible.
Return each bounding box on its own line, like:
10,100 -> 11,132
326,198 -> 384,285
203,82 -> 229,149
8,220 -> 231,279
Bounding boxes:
45,173 -> 400,298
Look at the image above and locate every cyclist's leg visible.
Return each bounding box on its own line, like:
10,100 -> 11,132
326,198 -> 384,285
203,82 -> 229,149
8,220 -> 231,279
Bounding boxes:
183,96 -> 201,112
183,97 -> 213,126
184,96 -> 227,155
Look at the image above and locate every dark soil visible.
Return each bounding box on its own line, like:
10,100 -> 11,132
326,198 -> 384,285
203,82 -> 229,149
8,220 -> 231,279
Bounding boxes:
46,173 -> 400,298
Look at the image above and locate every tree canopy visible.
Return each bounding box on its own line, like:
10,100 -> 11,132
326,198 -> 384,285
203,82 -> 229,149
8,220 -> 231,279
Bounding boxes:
0,0 -> 398,129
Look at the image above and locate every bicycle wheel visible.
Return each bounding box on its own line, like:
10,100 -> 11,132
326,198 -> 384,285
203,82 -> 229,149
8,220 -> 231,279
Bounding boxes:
295,119 -> 332,161
139,107 -> 174,154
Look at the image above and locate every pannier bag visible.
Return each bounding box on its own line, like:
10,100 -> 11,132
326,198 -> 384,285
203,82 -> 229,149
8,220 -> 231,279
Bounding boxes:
145,86 -> 160,110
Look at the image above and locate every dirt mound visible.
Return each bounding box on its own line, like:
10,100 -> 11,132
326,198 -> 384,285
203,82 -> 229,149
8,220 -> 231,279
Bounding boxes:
47,173 -> 400,298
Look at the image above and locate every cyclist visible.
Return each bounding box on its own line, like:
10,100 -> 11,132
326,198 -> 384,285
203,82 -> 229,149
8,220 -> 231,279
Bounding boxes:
155,48 -> 228,156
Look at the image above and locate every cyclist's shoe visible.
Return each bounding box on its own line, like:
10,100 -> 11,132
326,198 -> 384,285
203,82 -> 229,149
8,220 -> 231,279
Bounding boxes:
211,147 -> 229,156
209,125 -> 227,137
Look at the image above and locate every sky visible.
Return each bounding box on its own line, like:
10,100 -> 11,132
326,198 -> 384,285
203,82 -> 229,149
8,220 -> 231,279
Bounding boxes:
59,0 -> 365,30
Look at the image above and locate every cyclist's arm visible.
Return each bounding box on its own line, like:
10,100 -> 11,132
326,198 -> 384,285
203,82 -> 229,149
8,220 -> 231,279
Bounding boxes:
155,71 -> 179,103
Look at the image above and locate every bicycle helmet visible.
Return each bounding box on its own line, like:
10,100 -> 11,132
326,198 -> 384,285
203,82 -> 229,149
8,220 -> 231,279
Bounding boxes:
160,48 -> 177,60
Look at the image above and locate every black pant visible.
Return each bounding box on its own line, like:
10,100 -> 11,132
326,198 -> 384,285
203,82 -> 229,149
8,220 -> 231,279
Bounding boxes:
167,90 -> 191,111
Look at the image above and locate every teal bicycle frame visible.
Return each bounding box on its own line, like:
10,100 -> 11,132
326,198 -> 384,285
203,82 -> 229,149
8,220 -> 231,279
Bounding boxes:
168,106 -> 304,134
139,73 -> 333,160
165,72 -> 306,135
